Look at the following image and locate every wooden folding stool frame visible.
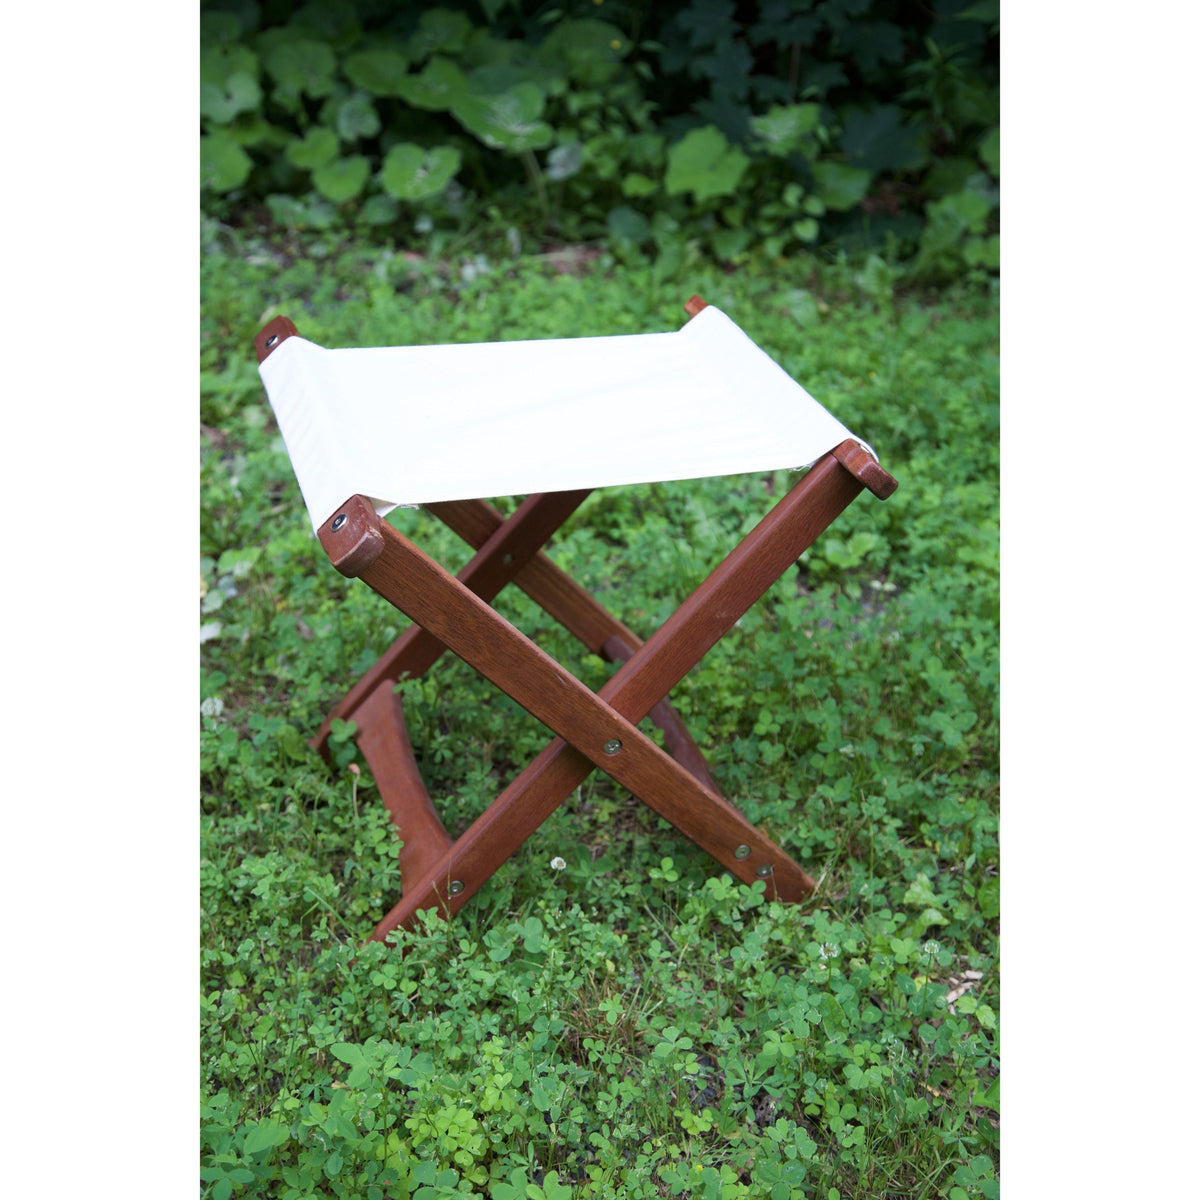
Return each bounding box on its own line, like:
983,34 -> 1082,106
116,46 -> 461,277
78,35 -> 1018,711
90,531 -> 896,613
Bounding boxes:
254,298 -> 897,945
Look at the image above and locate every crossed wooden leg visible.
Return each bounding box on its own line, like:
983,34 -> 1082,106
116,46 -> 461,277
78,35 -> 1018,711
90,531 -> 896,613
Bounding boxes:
314,441 -> 894,942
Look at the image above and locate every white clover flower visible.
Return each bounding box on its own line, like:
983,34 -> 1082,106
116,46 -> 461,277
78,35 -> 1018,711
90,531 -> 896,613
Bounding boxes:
200,696 -> 225,720
550,856 -> 567,871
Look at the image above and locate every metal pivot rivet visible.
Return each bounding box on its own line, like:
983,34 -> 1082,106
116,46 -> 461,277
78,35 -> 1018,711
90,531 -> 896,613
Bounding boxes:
756,864 -> 773,878
448,880 -> 464,896
331,513 -> 347,531
265,334 -> 279,348
734,845 -> 751,860
603,738 -> 622,755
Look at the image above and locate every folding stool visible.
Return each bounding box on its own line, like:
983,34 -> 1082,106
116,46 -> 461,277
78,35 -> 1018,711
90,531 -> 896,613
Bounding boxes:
254,296 -> 897,944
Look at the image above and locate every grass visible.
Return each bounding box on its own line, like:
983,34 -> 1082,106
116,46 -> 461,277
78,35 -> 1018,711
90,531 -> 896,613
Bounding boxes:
201,227 -> 999,1200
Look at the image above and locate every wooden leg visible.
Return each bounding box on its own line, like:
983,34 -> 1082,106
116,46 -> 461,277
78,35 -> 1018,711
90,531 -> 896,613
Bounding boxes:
323,494 -> 815,890
352,679 -> 452,886
311,488 -> 590,753
321,450 -> 876,937
601,635 -> 721,793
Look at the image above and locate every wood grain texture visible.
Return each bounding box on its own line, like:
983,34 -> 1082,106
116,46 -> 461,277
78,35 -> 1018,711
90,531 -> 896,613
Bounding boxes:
311,489 -> 589,752
319,506 -> 821,924
832,438 -> 899,500
364,449 -> 883,936
352,681 -> 453,885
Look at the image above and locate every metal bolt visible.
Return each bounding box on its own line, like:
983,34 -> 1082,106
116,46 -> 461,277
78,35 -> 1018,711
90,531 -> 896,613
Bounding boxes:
331,513 -> 347,531
734,845 -> 751,860
265,334 -> 278,348
756,864 -> 773,878
448,880 -> 464,896
603,738 -> 622,755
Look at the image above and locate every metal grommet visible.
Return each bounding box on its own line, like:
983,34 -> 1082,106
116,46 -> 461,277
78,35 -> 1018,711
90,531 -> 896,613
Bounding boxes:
756,864 -> 773,878
265,333 -> 279,348
734,845 -> 751,860
448,880 -> 465,896
603,739 -> 622,755
331,513 -> 347,531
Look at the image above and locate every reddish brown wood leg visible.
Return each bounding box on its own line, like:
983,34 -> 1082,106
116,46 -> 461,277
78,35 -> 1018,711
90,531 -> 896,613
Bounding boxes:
352,679 -> 452,887
319,449 -> 892,940
311,488 -> 591,755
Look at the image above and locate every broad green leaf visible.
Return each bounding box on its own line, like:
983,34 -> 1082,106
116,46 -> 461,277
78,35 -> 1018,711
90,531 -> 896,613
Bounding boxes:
535,19 -> 629,86
622,172 -> 657,198
408,7 -> 472,60
312,155 -> 370,203
545,141 -> 584,182
330,1043 -> 365,1065
931,190 -> 991,233
664,125 -> 749,202
265,192 -> 338,231
751,103 -> 824,155
290,0 -> 362,49
201,132 -> 252,192
242,1120 -> 289,1155
336,93 -> 380,141
607,206 -> 651,245
342,48 -> 411,96
396,57 -> 469,112
711,226 -> 752,259
452,83 -> 554,152
841,105 -> 929,173
677,0 -> 737,47
361,193 -> 400,224
835,20 -> 906,74
263,38 -> 337,97
201,72 -> 262,125
811,160 -> 872,210
380,143 -> 462,201
286,126 -> 339,170
200,11 -> 242,44
201,44 -> 258,88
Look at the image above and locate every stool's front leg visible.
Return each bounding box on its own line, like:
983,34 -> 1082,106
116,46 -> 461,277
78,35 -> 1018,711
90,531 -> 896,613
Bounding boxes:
311,488 -> 591,754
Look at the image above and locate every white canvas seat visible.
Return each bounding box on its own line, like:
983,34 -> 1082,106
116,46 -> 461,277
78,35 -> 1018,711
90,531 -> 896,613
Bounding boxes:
257,305 -> 865,530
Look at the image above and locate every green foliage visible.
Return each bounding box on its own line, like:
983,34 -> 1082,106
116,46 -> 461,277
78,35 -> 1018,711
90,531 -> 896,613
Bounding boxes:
201,239 -> 998,1197
200,0 -> 998,280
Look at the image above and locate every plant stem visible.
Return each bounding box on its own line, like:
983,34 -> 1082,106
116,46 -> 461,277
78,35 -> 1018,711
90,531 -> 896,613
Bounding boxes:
520,150 -> 549,233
